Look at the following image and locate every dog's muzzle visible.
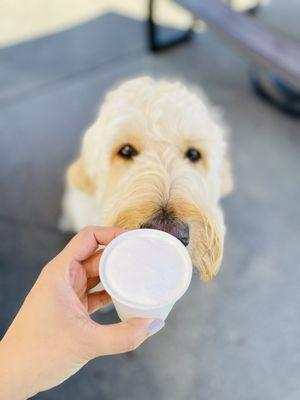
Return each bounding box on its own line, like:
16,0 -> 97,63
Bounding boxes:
140,212 -> 189,247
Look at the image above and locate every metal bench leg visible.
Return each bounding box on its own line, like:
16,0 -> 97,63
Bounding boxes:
250,68 -> 300,117
148,0 -> 194,51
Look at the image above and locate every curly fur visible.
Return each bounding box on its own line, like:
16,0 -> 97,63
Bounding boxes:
61,77 -> 233,281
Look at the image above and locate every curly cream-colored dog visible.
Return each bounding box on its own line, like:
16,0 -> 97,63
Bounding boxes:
61,77 -> 232,281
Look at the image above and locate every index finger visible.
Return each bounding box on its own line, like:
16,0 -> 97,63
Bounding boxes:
64,226 -> 125,262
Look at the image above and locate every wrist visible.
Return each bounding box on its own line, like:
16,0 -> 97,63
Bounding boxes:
0,336 -> 38,400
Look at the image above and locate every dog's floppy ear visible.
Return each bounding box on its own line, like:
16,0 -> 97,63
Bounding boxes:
67,159 -> 96,195
220,157 -> 233,197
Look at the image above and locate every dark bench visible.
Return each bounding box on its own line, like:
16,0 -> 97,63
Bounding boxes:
148,0 -> 300,91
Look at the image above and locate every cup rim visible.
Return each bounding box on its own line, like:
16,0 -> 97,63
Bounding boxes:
99,229 -> 193,310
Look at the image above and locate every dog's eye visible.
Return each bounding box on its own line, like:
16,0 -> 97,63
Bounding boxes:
118,144 -> 138,160
185,148 -> 202,162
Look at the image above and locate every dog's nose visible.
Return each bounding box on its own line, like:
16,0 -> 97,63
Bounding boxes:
140,214 -> 189,247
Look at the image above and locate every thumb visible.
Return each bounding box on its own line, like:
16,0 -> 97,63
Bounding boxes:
88,318 -> 165,357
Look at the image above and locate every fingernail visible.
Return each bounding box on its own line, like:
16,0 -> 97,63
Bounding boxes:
148,319 -> 165,336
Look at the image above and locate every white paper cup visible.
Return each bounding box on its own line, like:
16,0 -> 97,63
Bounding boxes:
99,229 -> 192,321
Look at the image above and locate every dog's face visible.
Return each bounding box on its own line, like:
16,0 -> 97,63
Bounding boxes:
69,78 -> 232,280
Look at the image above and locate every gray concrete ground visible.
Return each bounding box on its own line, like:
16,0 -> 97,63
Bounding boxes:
1,7 -> 300,400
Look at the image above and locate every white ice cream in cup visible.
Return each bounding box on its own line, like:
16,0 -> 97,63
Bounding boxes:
99,229 -> 193,321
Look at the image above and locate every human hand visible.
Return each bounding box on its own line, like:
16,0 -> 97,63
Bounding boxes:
0,226 -> 164,399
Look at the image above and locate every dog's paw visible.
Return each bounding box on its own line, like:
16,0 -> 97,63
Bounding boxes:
58,213 -> 73,232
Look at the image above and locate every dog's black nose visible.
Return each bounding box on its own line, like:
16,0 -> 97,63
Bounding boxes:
140,213 -> 189,247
